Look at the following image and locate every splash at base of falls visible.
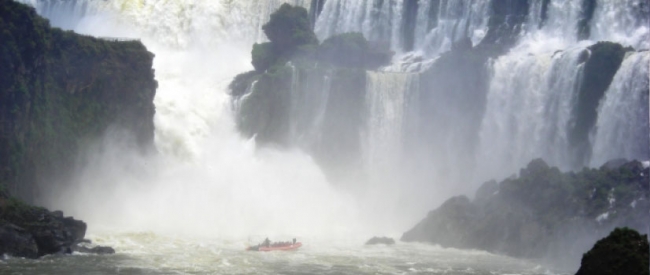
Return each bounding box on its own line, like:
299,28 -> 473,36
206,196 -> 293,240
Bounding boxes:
1,232 -> 565,275
19,0 -> 375,242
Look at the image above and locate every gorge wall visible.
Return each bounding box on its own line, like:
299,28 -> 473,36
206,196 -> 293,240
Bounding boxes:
0,0 -> 157,202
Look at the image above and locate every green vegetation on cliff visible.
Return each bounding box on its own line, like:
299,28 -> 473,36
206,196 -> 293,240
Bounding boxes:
0,0 -> 157,201
263,3 -> 317,53
576,227 -> 649,275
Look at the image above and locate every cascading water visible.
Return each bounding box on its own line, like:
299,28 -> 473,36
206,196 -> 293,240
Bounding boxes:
590,0 -> 650,49
315,0 -> 489,55
415,0 -> 489,55
363,72 -> 433,225
314,0 -> 404,51
365,72 -> 411,175
590,51 -> 650,167
477,47 -> 587,180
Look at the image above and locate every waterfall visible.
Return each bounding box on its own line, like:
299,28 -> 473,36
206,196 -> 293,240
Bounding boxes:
18,0 -> 650,236
520,0 -> 584,51
590,0 -> 650,49
364,72 -> 418,175
477,47 -> 587,179
314,0 -> 405,51
590,51 -> 650,166
314,0 -> 488,55
288,65 -> 332,146
416,0 -> 489,55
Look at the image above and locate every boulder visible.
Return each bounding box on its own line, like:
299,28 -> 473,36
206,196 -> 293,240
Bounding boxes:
1,197 -> 87,257
365,236 -> 395,245
575,228 -> 649,275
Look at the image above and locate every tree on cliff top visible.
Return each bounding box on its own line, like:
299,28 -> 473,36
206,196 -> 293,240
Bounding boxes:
262,3 -> 317,52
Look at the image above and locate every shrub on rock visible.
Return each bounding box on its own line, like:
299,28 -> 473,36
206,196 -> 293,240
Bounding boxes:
262,3 -> 317,52
252,42 -> 278,72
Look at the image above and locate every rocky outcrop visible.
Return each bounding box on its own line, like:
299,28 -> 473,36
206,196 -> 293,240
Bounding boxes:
0,223 -> 38,258
575,228 -> 649,275
402,159 -> 649,268
231,4 -> 390,182
0,192 -> 98,258
365,236 -> 395,245
0,0 -> 157,202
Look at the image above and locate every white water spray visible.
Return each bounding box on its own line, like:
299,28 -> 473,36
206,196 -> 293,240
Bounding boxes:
477,46 -> 587,180
590,51 -> 650,166
22,0 -> 368,241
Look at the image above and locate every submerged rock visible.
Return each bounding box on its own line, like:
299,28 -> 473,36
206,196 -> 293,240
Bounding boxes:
72,244 -> 116,255
575,228 -> 649,275
365,237 -> 395,245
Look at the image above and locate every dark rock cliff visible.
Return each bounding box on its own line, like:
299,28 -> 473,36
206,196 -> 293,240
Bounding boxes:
0,0 -> 157,202
230,4 -> 390,182
402,159 -> 650,268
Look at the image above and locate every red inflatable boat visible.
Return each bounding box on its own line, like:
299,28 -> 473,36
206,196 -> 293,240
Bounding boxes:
247,242 -> 302,251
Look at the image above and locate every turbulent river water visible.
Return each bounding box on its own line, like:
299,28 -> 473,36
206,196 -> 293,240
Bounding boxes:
2,232 -> 566,275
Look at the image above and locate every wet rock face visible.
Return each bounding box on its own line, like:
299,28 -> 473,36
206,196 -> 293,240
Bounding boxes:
365,237 -> 396,245
28,212 -> 87,256
1,0 -> 157,202
1,195 -> 90,258
575,228 -> 649,275
0,223 -> 38,258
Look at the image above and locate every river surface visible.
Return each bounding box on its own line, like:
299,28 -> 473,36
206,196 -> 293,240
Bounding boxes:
1,232 -> 570,275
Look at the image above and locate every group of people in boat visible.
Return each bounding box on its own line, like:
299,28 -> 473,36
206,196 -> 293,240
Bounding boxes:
261,237 -> 296,248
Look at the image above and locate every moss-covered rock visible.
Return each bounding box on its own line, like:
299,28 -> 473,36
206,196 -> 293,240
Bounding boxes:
0,0 -> 157,201
229,70 -> 260,97
262,3 -> 318,53
237,65 -> 293,145
252,42 -> 278,72
575,228 -> 649,275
